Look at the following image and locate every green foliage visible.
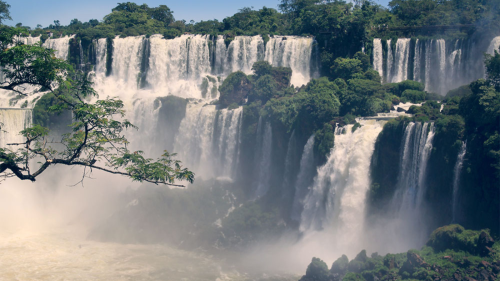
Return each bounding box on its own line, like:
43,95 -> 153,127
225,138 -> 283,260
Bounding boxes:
314,123 -> 334,164
221,201 -> 284,245
252,74 -> 277,103
330,254 -> 349,275
0,0 -> 11,24
401,89 -> 426,103
218,71 -> 251,107
302,225 -> 500,281
485,48 -> 500,91
299,257 -> 330,281
252,60 -> 273,78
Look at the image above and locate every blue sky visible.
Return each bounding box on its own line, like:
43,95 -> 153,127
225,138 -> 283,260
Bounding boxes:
4,0 -> 390,29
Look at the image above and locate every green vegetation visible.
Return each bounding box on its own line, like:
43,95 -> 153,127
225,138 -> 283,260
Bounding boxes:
300,225 -> 500,281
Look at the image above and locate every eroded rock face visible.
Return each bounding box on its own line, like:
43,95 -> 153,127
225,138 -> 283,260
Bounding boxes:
477,231 -> 495,256
400,252 -> 429,275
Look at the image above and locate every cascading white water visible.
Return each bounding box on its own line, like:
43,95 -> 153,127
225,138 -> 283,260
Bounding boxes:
13,35 -> 41,46
390,38 -> 411,83
386,39 -> 393,82
173,103 -> 243,181
146,34 -> 212,99
487,36 -> 500,55
0,109 -> 32,147
389,122 -> 435,246
375,36 -> 499,95
291,134 -> 315,221
95,38 -> 107,76
227,35 -> 265,75
42,35 -> 74,60
299,119 -> 385,245
372,39 -> 383,80
281,131 -> 297,198
265,36 -> 316,86
254,122 -> 273,198
452,142 -> 467,223
216,107 -> 243,179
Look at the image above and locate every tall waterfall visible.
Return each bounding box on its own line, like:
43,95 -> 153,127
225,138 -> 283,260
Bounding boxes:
173,104 -> 243,181
0,109 -> 32,147
389,38 -> 411,83
254,121 -> 273,198
374,36 -> 497,95
389,122 -> 435,245
373,39 -> 383,80
291,134 -> 315,221
452,142 -> 467,223
299,119 -> 385,244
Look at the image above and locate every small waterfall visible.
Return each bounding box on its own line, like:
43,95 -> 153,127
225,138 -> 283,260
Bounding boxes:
452,142 -> 467,223
291,134 -> 315,221
300,119 -> 385,244
254,121 -> 273,198
13,35 -> 41,46
0,109 -> 32,147
487,36 -> 500,55
95,38 -> 107,76
281,130 -> 297,197
213,35 -> 227,76
372,39 -> 383,79
265,36 -> 315,86
42,35 -> 74,60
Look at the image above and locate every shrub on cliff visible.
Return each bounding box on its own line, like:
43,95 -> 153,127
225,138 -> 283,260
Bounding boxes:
218,71 -> 252,107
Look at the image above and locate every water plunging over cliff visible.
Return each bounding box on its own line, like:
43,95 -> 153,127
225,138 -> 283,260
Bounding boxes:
0,109 -> 32,147
452,142 -> 467,223
300,120 -> 385,239
373,36 -> 498,94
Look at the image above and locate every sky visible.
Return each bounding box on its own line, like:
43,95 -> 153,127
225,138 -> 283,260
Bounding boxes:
4,0 -> 390,29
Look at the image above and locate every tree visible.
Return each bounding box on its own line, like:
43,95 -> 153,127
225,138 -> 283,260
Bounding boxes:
0,26 -> 194,186
149,5 -> 174,25
485,48 -> 500,90
0,0 -> 11,24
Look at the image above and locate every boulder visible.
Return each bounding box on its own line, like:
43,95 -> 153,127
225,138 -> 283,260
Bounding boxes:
400,251 -> 428,275
396,107 -> 406,112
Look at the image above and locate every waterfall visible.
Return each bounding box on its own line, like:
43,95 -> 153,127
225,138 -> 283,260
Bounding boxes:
265,36 -> 315,86
281,131 -> 297,198
173,103 -> 243,181
487,36 -> 500,55
386,39 -> 393,82
95,38 -> 107,76
13,35 -> 41,46
452,142 -> 467,223
215,107 -> 243,179
227,35 -> 265,75
291,134 -> 315,221
0,109 -> 32,148
254,121 -> 273,198
372,39 -> 383,79
43,35 -> 74,60
300,119 -> 385,244
389,122 -> 435,245
375,36 -> 497,95
413,39 -> 421,82
390,38 -> 411,83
